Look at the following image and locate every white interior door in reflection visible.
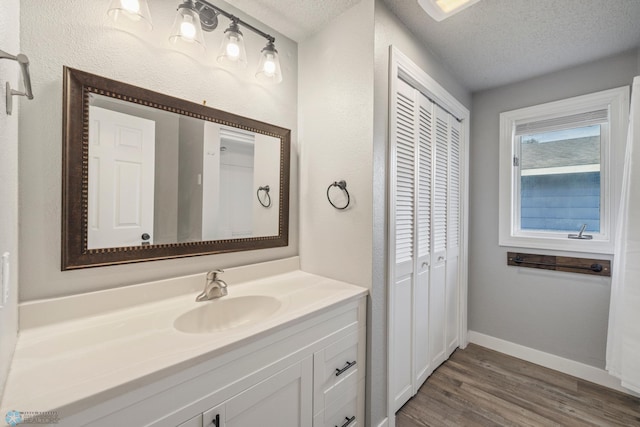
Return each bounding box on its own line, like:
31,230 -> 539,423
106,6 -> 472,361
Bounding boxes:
88,106 -> 156,249
217,132 -> 255,238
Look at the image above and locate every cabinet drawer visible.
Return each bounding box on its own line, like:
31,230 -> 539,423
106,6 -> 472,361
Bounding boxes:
314,331 -> 358,399
177,414 -> 202,427
313,393 -> 358,427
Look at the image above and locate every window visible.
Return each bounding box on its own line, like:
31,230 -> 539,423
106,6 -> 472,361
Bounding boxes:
499,87 -> 629,253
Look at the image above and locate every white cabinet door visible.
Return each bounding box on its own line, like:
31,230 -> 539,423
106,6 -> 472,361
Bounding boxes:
203,357 -> 313,427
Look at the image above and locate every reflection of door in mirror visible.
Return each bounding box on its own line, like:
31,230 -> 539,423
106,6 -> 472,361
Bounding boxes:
175,121 -> 256,242
87,106 -> 156,249
213,127 -> 255,240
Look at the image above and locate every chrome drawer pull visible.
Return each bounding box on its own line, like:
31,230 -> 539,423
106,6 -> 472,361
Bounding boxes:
335,360 -> 356,376
336,416 -> 355,427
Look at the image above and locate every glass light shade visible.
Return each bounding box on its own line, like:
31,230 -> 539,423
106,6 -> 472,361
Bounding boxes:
107,0 -> 152,31
255,42 -> 282,84
217,23 -> 248,69
169,4 -> 206,53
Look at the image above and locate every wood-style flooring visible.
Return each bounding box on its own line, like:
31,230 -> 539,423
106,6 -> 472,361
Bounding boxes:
396,344 -> 640,427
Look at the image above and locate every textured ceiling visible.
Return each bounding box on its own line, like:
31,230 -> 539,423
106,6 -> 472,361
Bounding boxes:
233,0 -> 640,92
382,0 -> 640,91
229,0 -> 361,42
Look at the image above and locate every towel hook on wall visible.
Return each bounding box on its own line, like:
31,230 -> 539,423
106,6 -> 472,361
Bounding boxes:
327,180 -> 350,210
0,48 -> 34,115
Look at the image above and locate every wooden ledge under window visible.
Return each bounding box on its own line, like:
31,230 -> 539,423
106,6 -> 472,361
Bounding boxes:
507,252 -> 611,277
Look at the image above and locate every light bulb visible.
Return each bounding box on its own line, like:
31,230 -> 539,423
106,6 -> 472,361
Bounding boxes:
255,41 -> 282,83
121,0 -> 140,13
217,23 -> 247,68
180,15 -> 196,40
168,4 -> 205,52
263,56 -> 276,75
226,39 -> 240,58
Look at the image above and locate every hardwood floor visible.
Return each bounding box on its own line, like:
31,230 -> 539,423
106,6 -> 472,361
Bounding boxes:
396,344 -> 640,427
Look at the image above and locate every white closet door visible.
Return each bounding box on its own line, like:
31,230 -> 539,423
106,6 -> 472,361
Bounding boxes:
446,118 -> 462,355
390,77 -> 463,413
429,105 -> 449,369
413,92 -> 434,391
391,78 -> 417,411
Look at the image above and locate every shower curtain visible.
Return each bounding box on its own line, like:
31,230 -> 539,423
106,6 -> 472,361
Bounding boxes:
606,76 -> 640,394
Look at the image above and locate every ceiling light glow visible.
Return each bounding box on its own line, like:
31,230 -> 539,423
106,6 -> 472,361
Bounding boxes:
419,0 -> 481,21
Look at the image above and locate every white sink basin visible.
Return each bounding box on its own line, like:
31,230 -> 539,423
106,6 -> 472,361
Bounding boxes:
173,296 -> 282,334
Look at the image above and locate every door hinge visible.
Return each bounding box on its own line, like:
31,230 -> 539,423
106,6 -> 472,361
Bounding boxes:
513,156 -> 519,167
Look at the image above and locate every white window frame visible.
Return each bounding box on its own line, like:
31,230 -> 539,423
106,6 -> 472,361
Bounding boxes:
499,87 -> 629,254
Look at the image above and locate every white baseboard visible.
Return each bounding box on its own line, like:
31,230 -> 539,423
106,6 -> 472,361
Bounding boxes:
376,418 -> 389,427
468,331 -> 634,395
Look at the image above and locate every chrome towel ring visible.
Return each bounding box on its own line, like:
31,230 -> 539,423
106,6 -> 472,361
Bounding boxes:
257,185 -> 271,208
327,180 -> 350,210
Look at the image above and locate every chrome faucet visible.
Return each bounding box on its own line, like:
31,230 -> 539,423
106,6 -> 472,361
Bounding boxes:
196,269 -> 228,302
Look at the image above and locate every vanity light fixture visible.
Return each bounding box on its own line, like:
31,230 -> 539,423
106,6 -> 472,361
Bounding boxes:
418,0 -> 481,21
256,40 -> 282,84
169,1 -> 206,52
107,0 -> 153,31
217,20 -> 248,69
107,0 -> 283,83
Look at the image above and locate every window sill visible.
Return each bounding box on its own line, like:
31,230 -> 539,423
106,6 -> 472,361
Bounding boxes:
499,234 -> 614,255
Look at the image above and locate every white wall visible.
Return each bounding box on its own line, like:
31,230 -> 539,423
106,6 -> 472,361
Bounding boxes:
298,1 -> 375,288
469,49 -> 639,368
178,117 -> 205,242
253,134 -> 281,236
202,122 -> 222,241
19,0 -> 298,300
298,0 -> 376,423
0,0 -> 20,396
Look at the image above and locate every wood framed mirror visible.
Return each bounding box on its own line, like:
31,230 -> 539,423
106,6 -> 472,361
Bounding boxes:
62,67 -> 290,270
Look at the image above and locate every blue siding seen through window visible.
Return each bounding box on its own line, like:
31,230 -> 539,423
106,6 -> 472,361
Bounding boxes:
521,172 -> 600,232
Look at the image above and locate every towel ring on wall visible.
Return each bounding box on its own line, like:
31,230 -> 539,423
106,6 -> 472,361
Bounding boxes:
327,180 -> 350,210
257,185 -> 272,208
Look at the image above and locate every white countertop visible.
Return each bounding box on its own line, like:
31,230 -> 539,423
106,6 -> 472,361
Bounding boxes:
0,258 -> 367,421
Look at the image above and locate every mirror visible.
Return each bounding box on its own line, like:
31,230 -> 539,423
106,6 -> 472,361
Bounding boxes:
62,67 -> 290,270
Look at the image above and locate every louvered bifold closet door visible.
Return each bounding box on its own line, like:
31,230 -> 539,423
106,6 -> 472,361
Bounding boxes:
391,77 -> 463,411
391,78 -> 417,411
445,118 -> 462,355
429,105 -> 450,369
413,92 -> 434,391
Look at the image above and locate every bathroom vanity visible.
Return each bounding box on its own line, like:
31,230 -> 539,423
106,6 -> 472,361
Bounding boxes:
1,258 -> 367,427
